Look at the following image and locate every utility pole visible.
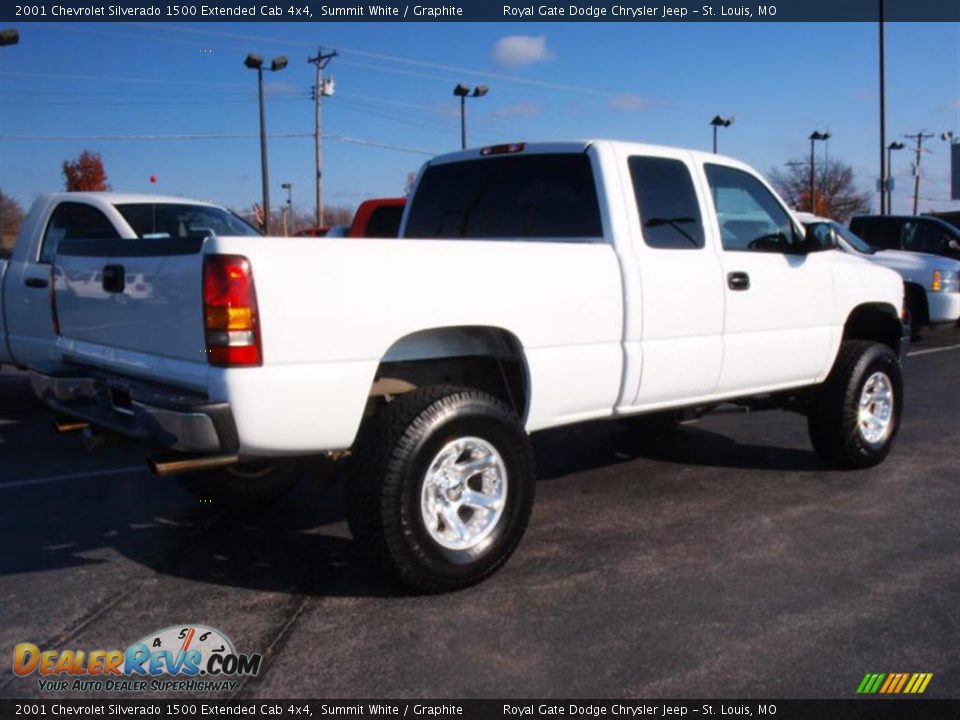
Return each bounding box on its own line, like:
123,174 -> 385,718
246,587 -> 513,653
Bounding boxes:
308,47 -> 337,229
879,0 -> 887,214
904,131 -> 934,215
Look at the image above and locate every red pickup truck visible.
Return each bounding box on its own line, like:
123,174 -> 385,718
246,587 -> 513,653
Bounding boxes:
347,197 -> 406,238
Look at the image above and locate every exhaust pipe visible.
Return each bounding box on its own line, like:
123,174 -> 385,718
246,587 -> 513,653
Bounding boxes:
52,416 -> 90,434
81,427 -> 108,452
148,453 -> 241,477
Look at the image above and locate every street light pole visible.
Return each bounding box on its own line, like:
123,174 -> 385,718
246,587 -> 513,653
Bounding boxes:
453,84 -> 489,150
710,115 -> 734,154
245,53 -> 287,235
808,131 -> 831,213
256,65 -> 270,233
886,141 -> 905,213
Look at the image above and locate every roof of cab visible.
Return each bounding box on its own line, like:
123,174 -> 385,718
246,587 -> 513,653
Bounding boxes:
38,192 -> 221,207
426,139 -> 745,169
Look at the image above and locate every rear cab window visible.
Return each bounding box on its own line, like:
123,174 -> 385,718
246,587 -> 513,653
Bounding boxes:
115,204 -> 260,239
40,202 -> 121,264
403,153 -> 602,240
629,156 -> 705,249
362,205 -> 404,238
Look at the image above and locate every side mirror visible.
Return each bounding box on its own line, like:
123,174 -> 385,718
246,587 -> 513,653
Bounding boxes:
802,223 -> 836,253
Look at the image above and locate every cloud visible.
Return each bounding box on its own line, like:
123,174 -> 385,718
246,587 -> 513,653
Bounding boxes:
609,93 -> 652,111
493,101 -> 542,119
492,35 -> 553,68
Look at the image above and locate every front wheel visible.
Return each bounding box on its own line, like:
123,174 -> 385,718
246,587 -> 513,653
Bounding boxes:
807,341 -> 903,469
347,386 -> 536,593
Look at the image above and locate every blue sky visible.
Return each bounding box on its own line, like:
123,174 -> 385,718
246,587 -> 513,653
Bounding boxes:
1,21 -> 959,218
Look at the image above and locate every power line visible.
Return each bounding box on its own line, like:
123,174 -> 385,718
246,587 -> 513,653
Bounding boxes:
0,132 -> 436,155
112,23 -> 624,100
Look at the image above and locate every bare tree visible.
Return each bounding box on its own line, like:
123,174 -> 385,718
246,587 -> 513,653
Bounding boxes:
768,158 -> 872,222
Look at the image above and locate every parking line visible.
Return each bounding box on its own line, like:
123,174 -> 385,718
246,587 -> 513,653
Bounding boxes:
0,465 -> 145,490
907,343 -> 960,358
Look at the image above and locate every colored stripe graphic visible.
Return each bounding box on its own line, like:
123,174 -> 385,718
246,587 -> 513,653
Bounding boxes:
857,672 -> 932,694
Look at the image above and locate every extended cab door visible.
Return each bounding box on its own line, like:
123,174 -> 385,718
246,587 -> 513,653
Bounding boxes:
621,150 -> 725,406
703,163 -> 834,393
5,200 -> 122,368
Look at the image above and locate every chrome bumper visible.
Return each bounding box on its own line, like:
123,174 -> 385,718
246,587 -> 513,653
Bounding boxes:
29,369 -> 238,454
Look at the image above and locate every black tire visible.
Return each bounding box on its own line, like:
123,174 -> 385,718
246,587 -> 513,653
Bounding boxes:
176,460 -> 303,509
347,386 -> 536,593
807,341 -> 903,469
905,284 -> 927,341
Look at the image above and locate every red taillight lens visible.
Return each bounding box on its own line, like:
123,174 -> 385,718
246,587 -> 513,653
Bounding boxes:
202,254 -> 262,367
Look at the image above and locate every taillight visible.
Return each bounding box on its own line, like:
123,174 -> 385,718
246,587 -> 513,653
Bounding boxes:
203,254 -> 262,367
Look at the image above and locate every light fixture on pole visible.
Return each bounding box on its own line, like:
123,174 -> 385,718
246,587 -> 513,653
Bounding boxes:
710,115 -> 734,154
808,131 -> 831,213
453,83 -> 488,150
885,141 -> 905,213
245,52 -> 288,234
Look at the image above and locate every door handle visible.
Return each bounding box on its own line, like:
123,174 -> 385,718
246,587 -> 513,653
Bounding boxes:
25,277 -> 49,289
727,272 -> 750,291
102,265 -> 125,294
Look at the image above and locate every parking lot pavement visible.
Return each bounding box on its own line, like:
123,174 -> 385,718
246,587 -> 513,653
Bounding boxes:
2,329 -> 959,700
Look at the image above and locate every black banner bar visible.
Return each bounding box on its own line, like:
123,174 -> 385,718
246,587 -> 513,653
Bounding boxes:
1,0 -> 960,23
1,700 -> 960,720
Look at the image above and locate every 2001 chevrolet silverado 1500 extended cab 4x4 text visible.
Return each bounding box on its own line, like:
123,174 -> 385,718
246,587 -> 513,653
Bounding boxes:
32,141 -> 908,592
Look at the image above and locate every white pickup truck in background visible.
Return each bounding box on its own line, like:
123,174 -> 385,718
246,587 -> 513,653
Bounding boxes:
1,192 -> 259,373
797,212 -> 960,339
32,141 -> 908,592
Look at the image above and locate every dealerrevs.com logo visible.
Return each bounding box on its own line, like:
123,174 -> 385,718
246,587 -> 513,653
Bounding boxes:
12,625 -> 262,693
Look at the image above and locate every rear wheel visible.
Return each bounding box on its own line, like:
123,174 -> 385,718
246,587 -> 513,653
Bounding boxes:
176,460 -> 303,509
807,341 -> 902,469
347,386 -> 535,593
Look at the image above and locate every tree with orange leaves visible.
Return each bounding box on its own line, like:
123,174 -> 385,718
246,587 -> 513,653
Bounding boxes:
62,150 -> 110,192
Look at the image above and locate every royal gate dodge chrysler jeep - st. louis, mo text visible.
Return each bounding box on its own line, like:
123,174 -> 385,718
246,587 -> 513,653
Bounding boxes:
31,140 -> 908,593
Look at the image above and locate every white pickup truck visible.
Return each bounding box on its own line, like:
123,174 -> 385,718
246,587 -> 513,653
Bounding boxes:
32,141 -> 908,592
1,192 -> 259,373
796,212 -> 960,339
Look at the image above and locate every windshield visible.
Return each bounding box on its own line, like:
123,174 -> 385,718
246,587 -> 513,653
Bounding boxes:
115,203 -> 261,239
832,221 -> 876,254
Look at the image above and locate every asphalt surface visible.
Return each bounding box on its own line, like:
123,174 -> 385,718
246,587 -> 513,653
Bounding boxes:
2,332 -> 959,700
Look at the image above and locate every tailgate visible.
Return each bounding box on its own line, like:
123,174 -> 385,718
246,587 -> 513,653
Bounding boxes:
54,238 -> 208,387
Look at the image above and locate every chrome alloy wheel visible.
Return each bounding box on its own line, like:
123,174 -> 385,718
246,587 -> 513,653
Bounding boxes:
858,371 -> 895,445
420,436 -> 508,551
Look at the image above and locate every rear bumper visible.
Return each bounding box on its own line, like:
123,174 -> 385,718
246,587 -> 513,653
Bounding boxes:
29,368 -> 238,454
